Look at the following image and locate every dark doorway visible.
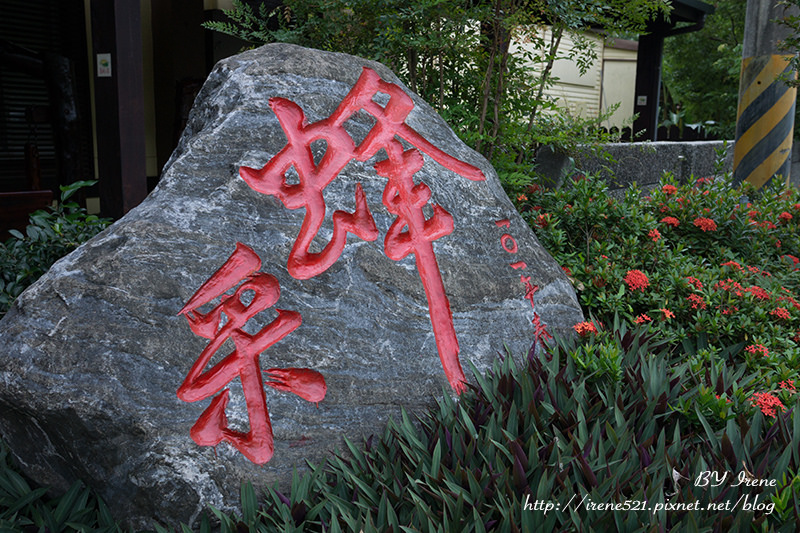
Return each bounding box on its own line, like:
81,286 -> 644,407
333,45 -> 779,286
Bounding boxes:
0,0 -> 94,238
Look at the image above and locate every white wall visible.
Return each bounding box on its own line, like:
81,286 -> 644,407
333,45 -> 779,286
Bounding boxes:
513,27 -> 638,129
600,41 -> 638,130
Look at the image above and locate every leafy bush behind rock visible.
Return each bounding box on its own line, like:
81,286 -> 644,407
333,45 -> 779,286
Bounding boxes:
0,181 -> 110,318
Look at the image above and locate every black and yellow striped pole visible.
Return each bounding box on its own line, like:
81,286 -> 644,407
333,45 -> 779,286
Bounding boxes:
733,0 -> 799,189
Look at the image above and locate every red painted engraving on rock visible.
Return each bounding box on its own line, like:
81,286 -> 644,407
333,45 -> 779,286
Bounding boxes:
240,67 -> 485,393
495,220 -> 551,347
177,243 -> 326,464
520,274 -> 552,344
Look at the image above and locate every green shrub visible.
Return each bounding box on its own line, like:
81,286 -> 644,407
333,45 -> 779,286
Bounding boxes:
203,0 -> 664,169
0,181 -> 110,318
521,167 -> 800,420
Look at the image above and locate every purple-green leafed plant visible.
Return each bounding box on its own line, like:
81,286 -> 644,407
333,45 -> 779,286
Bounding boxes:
180,322 -> 798,532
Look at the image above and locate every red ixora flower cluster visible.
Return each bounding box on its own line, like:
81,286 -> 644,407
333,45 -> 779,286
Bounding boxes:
661,216 -> 680,228
659,308 -> 675,320
535,214 -> 549,228
686,276 -> 703,290
687,293 -> 707,310
662,184 -> 678,195
770,307 -> 791,320
713,278 -> 744,296
573,321 -> 598,337
634,313 -> 652,324
721,260 -> 743,271
624,269 -> 649,292
745,286 -> 771,301
751,391 -> 783,418
745,344 -> 769,357
754,220 -> 777,230
693,217 -> 717,232
780,380 -> 797,394
778,211 -> 793,222
648,229 -> 661,242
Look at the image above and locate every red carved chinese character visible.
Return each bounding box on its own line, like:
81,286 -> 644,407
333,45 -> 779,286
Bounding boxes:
239,97 -> 379,280
521,275 -> 552,345
177,243 -> 326,464
240,67 -> 485,393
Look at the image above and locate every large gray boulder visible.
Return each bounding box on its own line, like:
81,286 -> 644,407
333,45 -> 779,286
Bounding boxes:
0,44 -> 582,529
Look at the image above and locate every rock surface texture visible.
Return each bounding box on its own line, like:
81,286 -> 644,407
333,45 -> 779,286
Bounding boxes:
0,44 -> 583,529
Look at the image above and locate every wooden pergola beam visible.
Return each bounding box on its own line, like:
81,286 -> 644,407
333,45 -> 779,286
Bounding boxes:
90,0 -> 147,219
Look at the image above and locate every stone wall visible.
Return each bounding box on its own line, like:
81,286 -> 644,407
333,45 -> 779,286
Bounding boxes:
537,141 -> 800,194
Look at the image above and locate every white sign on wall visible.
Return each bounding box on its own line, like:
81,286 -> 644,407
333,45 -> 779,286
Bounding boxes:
97,53 -> 112,78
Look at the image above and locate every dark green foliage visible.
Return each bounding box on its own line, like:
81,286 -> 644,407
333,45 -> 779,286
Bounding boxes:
0,181 -> 110,318
661,0 -> 747,139
0,442 -> 122,533
202,0 -> 667,171
778,0 -> 800,93
519,156 -> 800,415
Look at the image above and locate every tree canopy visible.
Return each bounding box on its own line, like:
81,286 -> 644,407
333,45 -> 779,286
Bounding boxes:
205,0 -> 670,174
661,0 -> 746,139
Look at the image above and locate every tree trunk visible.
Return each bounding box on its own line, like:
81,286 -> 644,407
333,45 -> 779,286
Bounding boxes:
438,16 -> 444,108
515,26 -> 563,164
476,0 -> 503,154
487,27 -> 512,161
405,18 -> 418,93
407,47 -> 418,93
